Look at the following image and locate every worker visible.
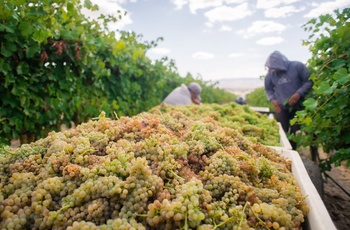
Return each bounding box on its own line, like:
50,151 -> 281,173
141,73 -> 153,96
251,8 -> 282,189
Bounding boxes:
264,51 -> 313,150
235,96 -> 246,105
162,82 -> 202,105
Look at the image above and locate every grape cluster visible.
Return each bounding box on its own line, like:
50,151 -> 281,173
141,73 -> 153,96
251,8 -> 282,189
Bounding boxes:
0,105 -> 308,229
150,103 -> 280,146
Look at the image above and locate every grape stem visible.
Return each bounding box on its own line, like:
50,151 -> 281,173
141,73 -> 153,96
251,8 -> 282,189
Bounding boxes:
58,204 -> 71,214
137,214 -> 148,217
169,169 -> 183,180
2,146 -> 15,155
219,143 -> 225,151
113,111 -> 120,120
184,210 -> 188,230
157,109 -> 165,120
163,186 -> 172,190
81,148 -> 97,155
213,213 -> 237,229
213,202 -> 249,230
237,202 -> 248,229
249,206 -> 270,230
300,195 -> 309,203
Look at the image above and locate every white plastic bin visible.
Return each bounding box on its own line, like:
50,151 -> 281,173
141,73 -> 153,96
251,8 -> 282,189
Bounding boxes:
278,122 -> 292,150
249,106 -> 270,113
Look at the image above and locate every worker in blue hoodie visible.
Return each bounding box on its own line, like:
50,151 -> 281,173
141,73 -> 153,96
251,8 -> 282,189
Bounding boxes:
264,51 -> 313,150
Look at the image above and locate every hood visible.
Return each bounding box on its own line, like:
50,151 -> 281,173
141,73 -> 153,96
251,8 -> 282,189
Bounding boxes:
265,51 -> 289,71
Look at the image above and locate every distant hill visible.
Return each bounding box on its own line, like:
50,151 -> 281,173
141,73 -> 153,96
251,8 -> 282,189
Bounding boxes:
216,78 -> 264,96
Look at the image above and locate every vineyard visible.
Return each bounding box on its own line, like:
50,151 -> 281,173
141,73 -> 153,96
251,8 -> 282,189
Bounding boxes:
0,0 -> 235,146
1,1 -> 350,229
0,104 -> 309,229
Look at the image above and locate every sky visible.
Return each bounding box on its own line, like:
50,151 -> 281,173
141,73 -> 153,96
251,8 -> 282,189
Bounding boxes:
83,0 -> 350,81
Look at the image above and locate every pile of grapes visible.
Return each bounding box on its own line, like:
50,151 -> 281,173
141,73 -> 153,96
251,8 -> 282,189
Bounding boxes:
150,103 -> 280,146
0,105 -> 308,230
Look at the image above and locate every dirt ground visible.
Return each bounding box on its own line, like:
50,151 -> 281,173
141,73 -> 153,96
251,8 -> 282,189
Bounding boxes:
322,162 -> 350,229
302,150 -> 350,230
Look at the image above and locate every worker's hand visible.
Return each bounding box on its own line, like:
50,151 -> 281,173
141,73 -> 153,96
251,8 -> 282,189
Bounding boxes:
272,100 -> 281,113
192,98 -> 202,105
288,93 -> 300,106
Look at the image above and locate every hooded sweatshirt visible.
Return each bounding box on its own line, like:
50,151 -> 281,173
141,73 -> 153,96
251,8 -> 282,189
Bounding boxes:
162,84 -> 192,105
264,51 -> 313,109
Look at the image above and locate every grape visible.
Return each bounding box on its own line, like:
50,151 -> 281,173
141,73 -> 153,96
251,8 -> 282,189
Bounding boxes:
0,105 -> 308,229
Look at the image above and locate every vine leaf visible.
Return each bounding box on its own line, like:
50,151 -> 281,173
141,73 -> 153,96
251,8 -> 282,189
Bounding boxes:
19,21 -> 33,36
303,98 -> 318,111
333,68 -> 349,85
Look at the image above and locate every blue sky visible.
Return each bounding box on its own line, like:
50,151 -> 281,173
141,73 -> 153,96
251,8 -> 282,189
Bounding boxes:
84,0 -> 350,81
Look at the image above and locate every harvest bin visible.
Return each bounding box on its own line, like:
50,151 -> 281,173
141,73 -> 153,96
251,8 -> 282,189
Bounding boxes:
272,127 -> 336,230
277,122 -> 292,150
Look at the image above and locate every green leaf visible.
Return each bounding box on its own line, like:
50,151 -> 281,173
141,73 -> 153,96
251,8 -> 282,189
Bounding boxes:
12,0 -> 26,6
19,21 -> 33,36
20,96 -> 27,106
317,84 -> 329,95
2,97 -> 17,108
0,24 -> 14,33
33,29 -> 50,43
11,85 -> 20,96
8,42 -> 17,52
4,73 -> 15,88
333,68 -> 349,85
84,0 -> 92,8
61,30 -> 75,40
67,2 -> 74,13
317,81 -> 337,95
16,62 -> 30,75
1,45 -> 13,57
304,116 -> 313,126
337,24 -> 350,40
26,45 -> 41,58
303,98 -> 318,111
331,59 -> 345,69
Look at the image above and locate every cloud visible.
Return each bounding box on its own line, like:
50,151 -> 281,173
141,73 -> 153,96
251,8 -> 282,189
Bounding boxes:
203,22 -> 214,33
205,22 -> 214,28
148,47 -> 171,55
171,0 -> 189,10
256,0 -> 302,9
81,0 -> 133,30
256,36 -> 284,45
171,0 -> 222,13
228,53 -> 244,58
264,5 -> 305,18
171,0 -> 246,13
238,21 -> 286,38
224,0 -> 246,4
204,3 -> 253,23
219,25 -> 232,31
192,52 -> 215,59
304,0 -> 350,18
189,0 -> 223,14
107,0 -> 136,3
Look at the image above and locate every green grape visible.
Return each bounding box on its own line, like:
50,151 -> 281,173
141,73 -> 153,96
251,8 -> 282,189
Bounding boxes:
0,109 -> 308,229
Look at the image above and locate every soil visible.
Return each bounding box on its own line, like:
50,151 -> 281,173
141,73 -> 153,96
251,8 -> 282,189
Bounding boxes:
301,150 -> 350,230
322,162 -> 350,230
